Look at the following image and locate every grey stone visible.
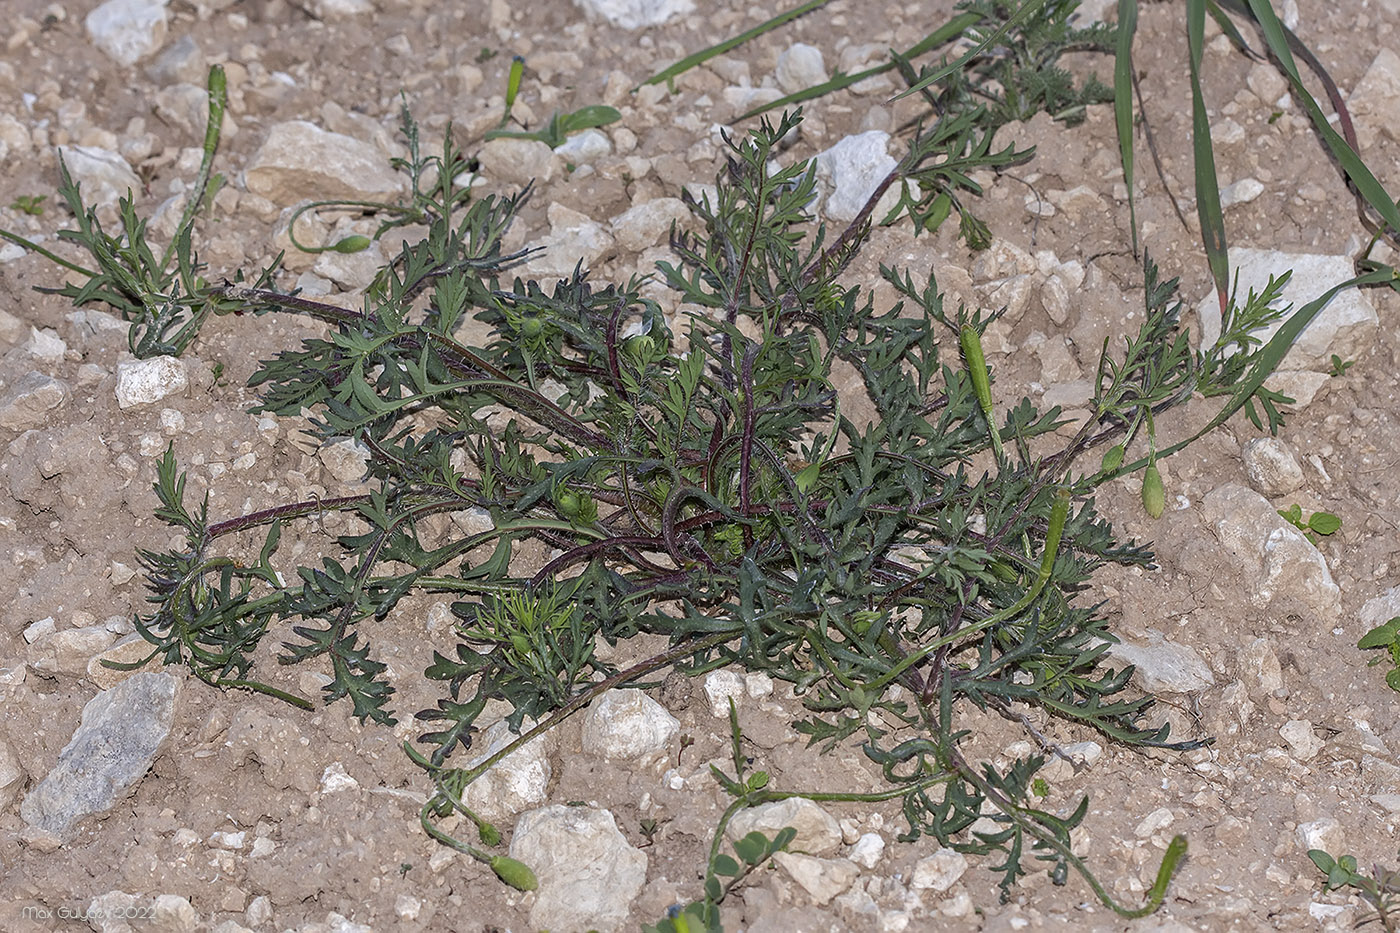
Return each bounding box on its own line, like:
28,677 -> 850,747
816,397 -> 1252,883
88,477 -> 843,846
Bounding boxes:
554,128 -> 612,165
1105,631 -> 1215,693
702,668 -> 745,717
848,832 -> 884,868
288,0 -> 374,19
153,83 -> 237,140
776,44 -> 827,95
1195,248 -> 1378,373
55,145 -> 141,211
1280,719 -> 1324,760
319,438 -> 369,483
610,197 -> 689,252
581,689 -> 680,760
27,624 -> 118,675
244,122 -> 405,205
0,371 -> 70,428
510,805 -> 647,933
144,34 -> 205,85
572,0 -> 696,30
115,356 -> 188,408
728,798 -> 842,856
461,718 -> 553,822
312,237 -> 384,291
0,737 -> 24,810
1360,585 -> 1400,631
773,852 -> 858,906
85,0 -> 169,66
477,137 -> 560,189
1201,482 -> 1340,619
814,132 -> 897,222
911,847 -> 968,891
1350,49 -> 1400,148
523,203 -> 614,279
1296,817 -> 1345,853
1242,637 -> 1284,695
1241,437 -> 1305,496
20,672 -> 178,836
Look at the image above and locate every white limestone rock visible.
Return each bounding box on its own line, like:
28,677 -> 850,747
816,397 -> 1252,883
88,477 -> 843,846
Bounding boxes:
56,145 -> 141,211
611,197 -> 689,252
728,797 -> 842,856
581,689 -> 680,760
524,203 -> 614,279
460,718 -> 553,822
911,848 -> 968,892
702,668 -> 746,718
0,371 -> 70,429
1195,248 -> 1378,373
244,122 -> 405,205
1348,49 -> 1400,148
1241,437 -> 1305,497
572,0 -> 695,29
1201,482 -> 1340,620
86,0 -> 169,66
477,137 -> 560,188
772,852 -> 859,906
814,131 -> 899,223
510,805 -> 647,933
115,356 -> 188,408
1105,631 -> 1215,694
776,44 -> 827,95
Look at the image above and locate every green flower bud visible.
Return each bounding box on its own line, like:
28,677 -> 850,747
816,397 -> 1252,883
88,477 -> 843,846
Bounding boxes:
1100,444 -> 1124,473
1142,463 -> 1165,519
490,855 -> 538,891
331,234 -> 372,254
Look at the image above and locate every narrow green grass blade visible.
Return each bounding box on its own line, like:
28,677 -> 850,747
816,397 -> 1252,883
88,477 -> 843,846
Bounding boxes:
736,11 -> 983,121
1187,0 -> 1229,314
893,0 -> 1049,100
635,0 -> 831,90
1244,0 -> 1400,236
1203,0 -> 1260,58
1113,0 -> 1139,256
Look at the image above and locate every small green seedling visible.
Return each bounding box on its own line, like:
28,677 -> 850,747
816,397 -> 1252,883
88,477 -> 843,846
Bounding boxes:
1277,504 -> 1341,543
1329,353 -> 1355,377
1359,617 -> 1400,692
9,194 -> 46,215
1308,849 -> 1400,931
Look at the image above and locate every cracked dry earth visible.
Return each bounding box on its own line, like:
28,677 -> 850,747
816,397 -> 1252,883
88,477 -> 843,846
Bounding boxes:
3,0 -> 1400,931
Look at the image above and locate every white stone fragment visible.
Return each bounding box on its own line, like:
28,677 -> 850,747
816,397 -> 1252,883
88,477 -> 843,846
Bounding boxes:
610,197 -> 689,252
1134,807 -> 1174,838
849,832 -> 885,868
319,762 -> 359,793
555,128 -> 613,165
245,122 -> 405,204
728,797 -> 843,856
524,203 -> 614,279
1280,720 -> 1324,761
510,805 -> 647,933
911,848 -> 968,892
460,718 -> 553,822
1241,437 -> 1304,497
0,371 -> 70,428
1348,49 -> 1400,147
319,438 -> 369,484
115,357 -> 188,408
1105,631 -> 1215,693
776,44 -> 827,95
581,689 -> 680,760
773,851 -> 859,906
56,145 -> 141,211
572,0 -> 696,30
86,0 -> 169,66
702,669 -> 746,718
1296,817 -> 1345,853
1220,177 -> 1264,208
814,132 -> 899,222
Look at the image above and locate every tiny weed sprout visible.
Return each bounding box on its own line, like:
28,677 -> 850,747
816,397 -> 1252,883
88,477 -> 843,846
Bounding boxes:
1330,353 -> 1356,377
1277,504 -> 1342,543
1309,849 -> 1400,931
9,194 -> 46,216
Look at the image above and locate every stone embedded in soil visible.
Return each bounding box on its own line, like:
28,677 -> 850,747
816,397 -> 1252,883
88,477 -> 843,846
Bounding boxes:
0,737 -> 24,811
509,804 -> 647,933
1296,817 -> 1345,853
1104,630 -> 1215,694
772,851 -> 859,906
610,197 -> 689,252
1201,483 -> 1340,620
27,623 -> 118,675
523,203 -> 615,280
554,128 -> 613,165
1134,806 -> 1175,838
55,145 -> 141,212
572,0 -> 696,30
911,847 -> 969,892
1348,48 -> 1400,147
460,717 -> 553,822
814,131 -> 900,223
1194,248 -> 1379,373
1279,720 -> 1325,760
727,797 -> 843,856
115,356 -> 188,408
85,0 -> 169,66
1241,437 -> 1305,497
1241,637 -> 1285,695
580,688 -> 680,760
848,832 -> 885,869
244,121 -> 406,205
289,0 -> 374,20
477,137 -> 560,189
702,668 -> 746,717
1359,584 -> 1400,631
0,371 -> 70,429
776,43 -> 827,95
19,672 -> 178,837
319,437 -> 369,484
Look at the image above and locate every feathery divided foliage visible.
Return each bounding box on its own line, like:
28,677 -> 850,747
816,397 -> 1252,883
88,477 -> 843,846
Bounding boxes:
112,101 -> 1334,914
6,0 -> 1399,922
